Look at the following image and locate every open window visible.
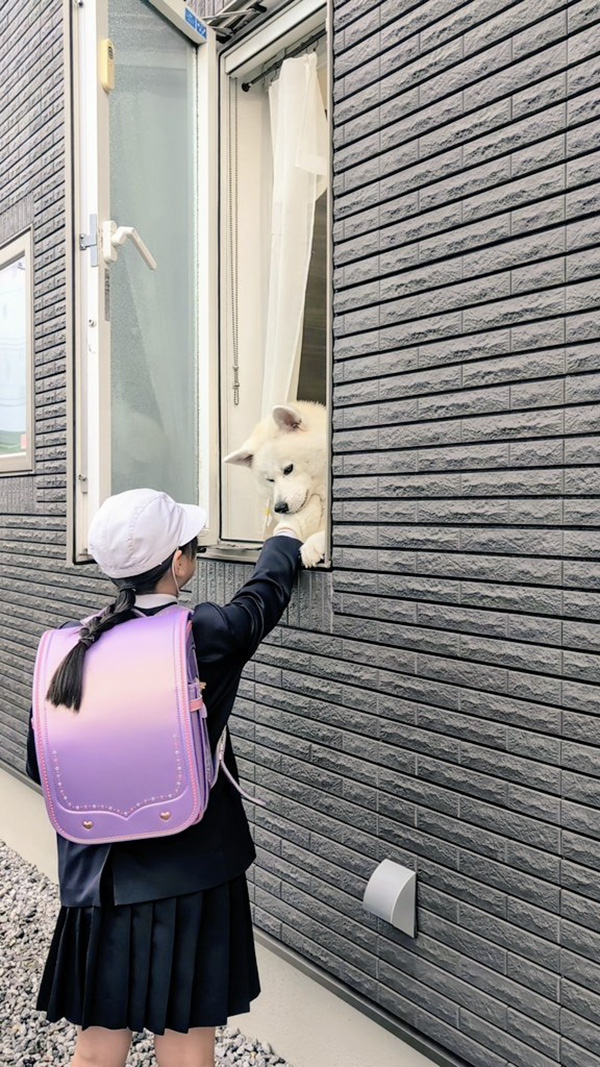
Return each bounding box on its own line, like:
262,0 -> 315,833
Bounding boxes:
71,0 -> 329,562
72,0 -> 209,556
218,0 -> 330,546
0,231 -> 33,473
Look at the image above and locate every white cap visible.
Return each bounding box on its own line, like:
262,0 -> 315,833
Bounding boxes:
88,488 -> 206,578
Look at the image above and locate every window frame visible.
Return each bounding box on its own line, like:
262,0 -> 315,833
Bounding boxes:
208,0 -> 332,562
68,0 -> 331,567
70,0 -> 214,561
0,230 -> 34,475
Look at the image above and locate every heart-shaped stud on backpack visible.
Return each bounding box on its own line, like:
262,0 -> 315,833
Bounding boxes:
82,820 -> 93,829
159,811 -> 171,820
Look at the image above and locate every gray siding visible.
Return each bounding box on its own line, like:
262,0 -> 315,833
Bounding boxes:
1,2 -> 600,1066
211,3 -> 600,1067
0,0 -> 74,769
328,2 -> 600,1065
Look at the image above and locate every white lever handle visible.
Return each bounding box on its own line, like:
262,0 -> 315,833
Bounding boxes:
101,220 -> 157,270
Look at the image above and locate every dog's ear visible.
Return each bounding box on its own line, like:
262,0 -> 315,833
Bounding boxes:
272,405 -> 303,432
223,445 -> 254,467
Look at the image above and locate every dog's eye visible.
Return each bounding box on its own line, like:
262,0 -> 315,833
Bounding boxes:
283,464 -> 294,475
266,478 -> 275,483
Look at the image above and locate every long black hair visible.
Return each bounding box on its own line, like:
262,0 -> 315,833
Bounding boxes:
46,536 -> 198,711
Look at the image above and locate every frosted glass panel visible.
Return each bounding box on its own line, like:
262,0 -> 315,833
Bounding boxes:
108,0 -> 197,503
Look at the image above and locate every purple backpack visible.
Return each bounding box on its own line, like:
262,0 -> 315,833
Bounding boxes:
32,606 -> 257,844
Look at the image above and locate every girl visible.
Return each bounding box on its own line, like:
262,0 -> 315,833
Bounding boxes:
26,487 -> 303,1067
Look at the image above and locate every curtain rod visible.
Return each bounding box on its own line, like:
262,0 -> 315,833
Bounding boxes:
240,28 -> 326,92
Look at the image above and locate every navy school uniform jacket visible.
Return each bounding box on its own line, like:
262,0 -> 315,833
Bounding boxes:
25,535 -> 302,908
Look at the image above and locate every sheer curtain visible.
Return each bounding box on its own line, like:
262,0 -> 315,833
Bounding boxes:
260,52 -> 328,417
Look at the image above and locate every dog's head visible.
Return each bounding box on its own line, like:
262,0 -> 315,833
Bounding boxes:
224,404 -> 326,516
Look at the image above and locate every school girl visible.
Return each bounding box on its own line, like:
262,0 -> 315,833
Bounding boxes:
26,487 -> 303,1067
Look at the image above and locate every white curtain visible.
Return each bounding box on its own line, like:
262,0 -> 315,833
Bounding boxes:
261,52 -> 328,417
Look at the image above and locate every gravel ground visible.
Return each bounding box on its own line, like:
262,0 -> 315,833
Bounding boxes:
0,841 -> 292,1067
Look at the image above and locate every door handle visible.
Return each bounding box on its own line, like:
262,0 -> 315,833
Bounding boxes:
101,220 -> 157,270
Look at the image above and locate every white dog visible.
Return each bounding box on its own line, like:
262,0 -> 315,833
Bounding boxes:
224,401 -> 327,567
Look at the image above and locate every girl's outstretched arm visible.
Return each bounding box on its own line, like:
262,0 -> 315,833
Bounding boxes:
191,534 -> 302,665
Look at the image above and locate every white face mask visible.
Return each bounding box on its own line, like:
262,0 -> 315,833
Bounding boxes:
171,558 -> 181,597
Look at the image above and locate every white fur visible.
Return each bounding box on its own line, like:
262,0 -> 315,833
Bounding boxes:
224,401 -> 327,567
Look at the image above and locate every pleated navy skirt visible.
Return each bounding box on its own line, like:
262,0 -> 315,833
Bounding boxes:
36,873 -> 260,1034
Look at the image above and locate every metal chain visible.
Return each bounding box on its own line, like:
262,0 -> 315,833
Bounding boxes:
228,80 -> 240,406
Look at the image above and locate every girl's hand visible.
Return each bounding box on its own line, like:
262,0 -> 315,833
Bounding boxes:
273,519 -> 304,540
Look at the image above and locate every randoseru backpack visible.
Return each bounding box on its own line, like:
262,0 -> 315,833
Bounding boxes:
32,605 -> 259,844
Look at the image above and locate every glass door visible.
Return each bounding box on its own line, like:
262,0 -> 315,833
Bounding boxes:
106,0 -> 198,503
74,0 -> 202,556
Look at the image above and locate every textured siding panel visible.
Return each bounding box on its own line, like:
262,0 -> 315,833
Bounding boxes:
323,1 -> 599,1064
0,0 -> 114,772
211,2 -> 600,1066
0,1 -> 66,770
1,2 -> 600,1067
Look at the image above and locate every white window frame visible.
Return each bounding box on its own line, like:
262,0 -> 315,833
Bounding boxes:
0,230 -> 34,474
69,0 -> 330,565
213,0 -> 332,559
70,0 -> 216,561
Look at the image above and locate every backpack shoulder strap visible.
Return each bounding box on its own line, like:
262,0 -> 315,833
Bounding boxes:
212,729 -> 266,807
169,605 -> 266,808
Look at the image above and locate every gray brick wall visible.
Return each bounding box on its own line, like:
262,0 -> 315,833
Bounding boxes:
219,1 -> 600,1064
323,1 -> 598,1064
0,0 -> 120,775
2,2 -> 600,1066
1,0 -> 75,768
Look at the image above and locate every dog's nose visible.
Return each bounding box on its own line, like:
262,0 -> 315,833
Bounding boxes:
274,501 -> 289,513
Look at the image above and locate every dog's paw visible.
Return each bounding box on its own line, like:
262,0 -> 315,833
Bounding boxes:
300,530 -> 326,568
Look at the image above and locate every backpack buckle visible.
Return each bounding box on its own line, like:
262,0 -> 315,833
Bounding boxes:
189,680 -> 207,715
